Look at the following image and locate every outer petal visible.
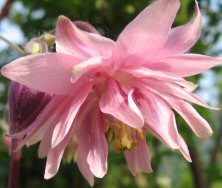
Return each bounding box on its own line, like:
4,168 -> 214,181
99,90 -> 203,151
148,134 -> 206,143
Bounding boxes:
51,84 -> 92,148
87,112 -> 108,178
77,130 -> 94,187
25,98 -> 70,147
136,91 -> 179,149
44,126 -> 73,179
13,96 -> 68,151
167,97 -> 213,138
178,135 -> 192,162
158,1 -> 201,57
38,120 -> 55,158
140,79 -> 216,109
148,54 -> 222,77
144,86 -> 213,138
99,79 -> 144,128
125,67 -> 195,86
124,132 -> 152,175
76,98 -> 97,186
56,16 -> 115,59
1,53 -> 87,95
73,95 -> 109,180
114,0 -> 180,63
11,96 -> 64,139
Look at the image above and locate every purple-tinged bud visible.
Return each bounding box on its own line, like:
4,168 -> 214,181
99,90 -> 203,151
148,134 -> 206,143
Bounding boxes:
8,82 -> 51,134
7,34 -> 54,134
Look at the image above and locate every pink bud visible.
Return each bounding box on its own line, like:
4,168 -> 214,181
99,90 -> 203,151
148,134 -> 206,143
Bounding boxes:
25,37 -> 49,54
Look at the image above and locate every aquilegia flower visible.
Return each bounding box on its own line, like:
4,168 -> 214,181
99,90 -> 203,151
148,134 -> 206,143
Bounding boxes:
1,0 -> 222,186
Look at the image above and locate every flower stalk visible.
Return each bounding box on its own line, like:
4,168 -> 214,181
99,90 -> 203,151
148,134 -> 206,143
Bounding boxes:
0,35 -> 26,55
8,138 -> 22,188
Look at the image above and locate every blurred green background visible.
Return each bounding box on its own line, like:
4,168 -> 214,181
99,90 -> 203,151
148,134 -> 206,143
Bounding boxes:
0,0 -> 222,187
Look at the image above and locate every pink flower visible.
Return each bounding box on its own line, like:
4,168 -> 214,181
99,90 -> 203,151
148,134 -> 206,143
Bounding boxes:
1,0 -> 222,186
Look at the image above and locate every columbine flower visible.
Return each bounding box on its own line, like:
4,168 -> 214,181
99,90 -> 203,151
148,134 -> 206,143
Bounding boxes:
1,0 -> 222,186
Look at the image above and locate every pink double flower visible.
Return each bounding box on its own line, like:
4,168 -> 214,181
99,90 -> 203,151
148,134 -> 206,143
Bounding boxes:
1,0 -> 222,186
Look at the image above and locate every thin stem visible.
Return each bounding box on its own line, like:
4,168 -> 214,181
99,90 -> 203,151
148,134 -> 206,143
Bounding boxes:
8,138 -> 22,188
210,123 -> 222,164
0,35 -> 26,55
188,144 -> 209,188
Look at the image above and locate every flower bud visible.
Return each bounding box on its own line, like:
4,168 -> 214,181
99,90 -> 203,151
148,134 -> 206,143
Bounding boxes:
8,82 -> 51,134
25,37 -> 49,54
42,33 -> 55,49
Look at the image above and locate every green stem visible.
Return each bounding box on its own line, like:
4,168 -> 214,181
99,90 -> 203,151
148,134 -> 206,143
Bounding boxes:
0,35 -> 26,55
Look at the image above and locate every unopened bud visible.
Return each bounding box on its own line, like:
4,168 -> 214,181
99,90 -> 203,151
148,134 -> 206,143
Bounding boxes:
8,82 -> 51,134
25,37 -> 48,54
43,33 -> 55,48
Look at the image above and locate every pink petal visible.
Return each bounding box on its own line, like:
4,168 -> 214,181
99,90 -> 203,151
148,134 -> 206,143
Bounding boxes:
44,127 -> 73,179
25,105 -> 63,147
149,54 -> 222,77
51,84 -> 92,148
167,97 -> 213,138
9,95 -> 63,139
71,57 -> 109,83
77,136 -> 94,186
56,16 -> 115,59
125,67 -> 195,86
136,91 -> 179,149
87,112 -> 108,178
1,53 -> 86,95
114,0 -> 180,63
15,96 -> 71,152
158,1 -> 201,57
77,132 -> 94,187
178,135 -> 192,162
140,79 -> 216,109
99,79 -> 144,128
38,121 -> 55,158
124,132 -> 152,175
139,83 -> 213,137
76,98 -> 100,186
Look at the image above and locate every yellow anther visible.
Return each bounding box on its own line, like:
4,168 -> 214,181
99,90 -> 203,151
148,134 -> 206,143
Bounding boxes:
105,120 -> 145,153
121,136 -> 132,150
136,128 -> 144,140
117,122 -> 138,151
132,139 -> 138,148
108,129 -> 114,142
114,138 -> 122,153
105,124 -> 110,132
43,33 -> 55,48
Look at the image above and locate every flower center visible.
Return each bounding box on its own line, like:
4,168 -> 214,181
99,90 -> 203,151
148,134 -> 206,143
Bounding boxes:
114,70 -> 134,86
105,121 -> 144,153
